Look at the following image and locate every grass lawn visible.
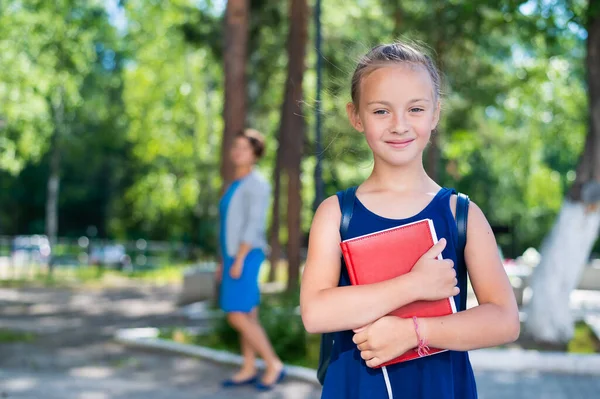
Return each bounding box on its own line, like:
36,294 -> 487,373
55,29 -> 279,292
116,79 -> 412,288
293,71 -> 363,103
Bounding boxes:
0,263 -> 195,289
0,329 -> 36,344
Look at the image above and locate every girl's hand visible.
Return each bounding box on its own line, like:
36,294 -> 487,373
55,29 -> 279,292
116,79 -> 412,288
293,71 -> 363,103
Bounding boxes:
352,316 -> 417,368
229,259 -> 244,279
410,238 -> 460,301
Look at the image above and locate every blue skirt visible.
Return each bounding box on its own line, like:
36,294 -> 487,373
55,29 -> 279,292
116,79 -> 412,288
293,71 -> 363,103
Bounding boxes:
219,248 -> 265,313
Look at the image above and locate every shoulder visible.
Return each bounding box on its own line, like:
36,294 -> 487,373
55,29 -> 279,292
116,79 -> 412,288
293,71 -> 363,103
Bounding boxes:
318,194 -> 342,213
244,170 -> 270,193
465,200 -> 489,230
448,190 -> 474,220
311,195 -> 342,229
449,193 -> 490,231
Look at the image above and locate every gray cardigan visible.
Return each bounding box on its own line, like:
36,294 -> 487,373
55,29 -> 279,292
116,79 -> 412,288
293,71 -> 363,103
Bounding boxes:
222,170 -> 271,258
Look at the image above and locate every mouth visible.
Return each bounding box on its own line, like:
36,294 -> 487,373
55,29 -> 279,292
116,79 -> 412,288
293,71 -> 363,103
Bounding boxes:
385,138 -> 415,149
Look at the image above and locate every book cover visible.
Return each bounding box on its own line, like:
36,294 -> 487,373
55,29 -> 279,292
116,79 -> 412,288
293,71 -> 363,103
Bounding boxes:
340,218 -> 457,366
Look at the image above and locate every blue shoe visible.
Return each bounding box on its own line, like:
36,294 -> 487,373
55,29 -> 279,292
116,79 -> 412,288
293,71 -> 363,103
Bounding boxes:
221,374 -> 258,388
255,368 -> 287,391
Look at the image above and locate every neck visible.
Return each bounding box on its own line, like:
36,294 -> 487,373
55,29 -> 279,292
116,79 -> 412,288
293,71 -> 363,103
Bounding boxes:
366,157 -> 435,193
234,165 -> 253,180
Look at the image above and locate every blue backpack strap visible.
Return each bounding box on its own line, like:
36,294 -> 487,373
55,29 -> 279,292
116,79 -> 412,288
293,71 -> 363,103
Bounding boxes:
317,186 -> 357,385
455,192 -> 470,311
340,186 -> 357,238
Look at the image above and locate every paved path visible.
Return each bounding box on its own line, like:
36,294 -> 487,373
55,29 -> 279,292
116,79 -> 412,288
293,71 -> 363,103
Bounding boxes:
1,286 -> 600,398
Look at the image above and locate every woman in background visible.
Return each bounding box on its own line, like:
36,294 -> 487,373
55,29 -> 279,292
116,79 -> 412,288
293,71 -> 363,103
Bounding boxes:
217,129 -> 285,391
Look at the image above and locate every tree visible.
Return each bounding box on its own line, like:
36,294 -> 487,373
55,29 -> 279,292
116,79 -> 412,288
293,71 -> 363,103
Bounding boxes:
270,0 -> 309,292
120,1 -> 223,246
0,1 -> 113,255
525,0 -> 600,344
221,0 -> 250,185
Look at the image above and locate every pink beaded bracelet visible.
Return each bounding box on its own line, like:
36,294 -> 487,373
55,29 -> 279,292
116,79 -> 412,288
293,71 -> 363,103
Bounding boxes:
412,316 -> 431,357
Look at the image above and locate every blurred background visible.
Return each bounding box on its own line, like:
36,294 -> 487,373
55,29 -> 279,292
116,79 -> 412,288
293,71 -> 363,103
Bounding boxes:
1,0 -> 600,398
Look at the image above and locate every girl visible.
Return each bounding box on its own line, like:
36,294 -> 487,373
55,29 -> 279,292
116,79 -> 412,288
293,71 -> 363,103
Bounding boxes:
300,42 -> 519,398
217,129 -> 285,391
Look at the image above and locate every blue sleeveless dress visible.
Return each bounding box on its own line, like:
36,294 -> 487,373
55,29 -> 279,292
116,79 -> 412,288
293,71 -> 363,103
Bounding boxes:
321,187 -> 478,399
218,179 -> 265,313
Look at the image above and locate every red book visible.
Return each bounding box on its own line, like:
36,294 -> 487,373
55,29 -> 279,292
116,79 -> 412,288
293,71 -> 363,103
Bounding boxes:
340,218 -> 457,367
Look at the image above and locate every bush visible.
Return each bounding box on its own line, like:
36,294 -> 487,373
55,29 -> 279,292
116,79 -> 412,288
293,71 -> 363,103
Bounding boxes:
160,290 -> 322,368
211,290 -> 317,366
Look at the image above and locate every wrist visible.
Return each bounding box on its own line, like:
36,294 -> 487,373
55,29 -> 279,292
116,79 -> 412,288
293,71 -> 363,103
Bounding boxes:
402,273 -> 423,302
412,316 -> 431,357
405,317 -> 419,349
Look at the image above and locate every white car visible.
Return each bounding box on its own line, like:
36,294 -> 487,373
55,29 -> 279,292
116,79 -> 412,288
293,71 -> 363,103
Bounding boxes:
89,244 -> 131,271
11,235 -> 51,267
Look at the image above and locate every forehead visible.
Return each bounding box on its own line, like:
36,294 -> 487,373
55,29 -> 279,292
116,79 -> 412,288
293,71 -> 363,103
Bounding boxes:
234,136 -> 252,146
359,64 -> 435,103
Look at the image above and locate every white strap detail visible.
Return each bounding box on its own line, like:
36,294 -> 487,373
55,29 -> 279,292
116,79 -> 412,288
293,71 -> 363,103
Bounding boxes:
382,366 -> 394,399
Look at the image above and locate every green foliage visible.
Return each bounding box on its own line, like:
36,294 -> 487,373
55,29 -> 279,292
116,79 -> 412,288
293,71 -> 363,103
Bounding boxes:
210,291 -> 311,365
0,0 -> 594,258
568,321 -> 600,354
0,329 -> 36,344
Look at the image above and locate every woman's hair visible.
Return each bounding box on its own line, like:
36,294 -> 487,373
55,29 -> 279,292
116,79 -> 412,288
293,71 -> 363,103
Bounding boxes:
350,42 -> 442,109
237,128 -> 266,159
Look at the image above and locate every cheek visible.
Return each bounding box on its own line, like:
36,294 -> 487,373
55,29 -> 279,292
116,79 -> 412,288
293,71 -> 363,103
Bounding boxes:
363,130 -> 381,150
245,150 -> 255,160
415,118 -> 435,137
239,149 -> 255,163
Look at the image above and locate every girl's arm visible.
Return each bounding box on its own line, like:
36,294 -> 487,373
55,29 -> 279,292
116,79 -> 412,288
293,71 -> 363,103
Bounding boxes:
417,200 -> 520,349
301,195 -> 458,334
353,200 -> 520,367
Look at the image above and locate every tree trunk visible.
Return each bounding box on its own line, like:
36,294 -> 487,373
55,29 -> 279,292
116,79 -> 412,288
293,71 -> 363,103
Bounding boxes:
221,0 -> 249,185
425,133 -> 440,181
268,153 -> 282,282
525,2 -> 600,344
525,202 -> 600,343
425,4 -> 444,182
46,131 -> 60,258
282,0 -> 308,292
312,0 -> 325,213
393,0 -> 403,38
287,164 -> 303,292
46,90 -> 65,274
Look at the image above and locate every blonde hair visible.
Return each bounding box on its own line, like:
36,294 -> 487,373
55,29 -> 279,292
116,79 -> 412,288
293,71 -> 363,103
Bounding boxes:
351,42 -> 442,108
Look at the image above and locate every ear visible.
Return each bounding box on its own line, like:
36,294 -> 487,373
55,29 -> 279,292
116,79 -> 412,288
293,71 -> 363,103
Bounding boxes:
346,102 -> 364,132
431,101 -> 441,130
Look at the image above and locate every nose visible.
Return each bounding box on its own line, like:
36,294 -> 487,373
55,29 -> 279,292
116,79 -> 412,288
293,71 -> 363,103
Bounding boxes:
391,113 -> 409,134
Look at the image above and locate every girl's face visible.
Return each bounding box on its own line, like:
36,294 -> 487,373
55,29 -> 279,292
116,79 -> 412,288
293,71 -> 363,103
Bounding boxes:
347,64 -> 440,167
230,136 -> 257,167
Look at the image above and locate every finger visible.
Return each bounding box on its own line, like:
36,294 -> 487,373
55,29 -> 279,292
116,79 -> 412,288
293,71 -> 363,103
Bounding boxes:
357,341 -> 372,352
353,324 -> 370,333
453,286 -> 460,295
352,331 -> 367,345
366,357 -> 381,368
424,238 -> 446,259
360,350 -> 374,361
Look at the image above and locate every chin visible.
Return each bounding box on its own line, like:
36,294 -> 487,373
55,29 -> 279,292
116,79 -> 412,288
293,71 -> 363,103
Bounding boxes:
376,153 -> 420,167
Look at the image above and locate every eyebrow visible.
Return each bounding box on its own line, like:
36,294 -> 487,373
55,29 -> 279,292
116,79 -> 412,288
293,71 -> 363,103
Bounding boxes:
366,99 -> 431,106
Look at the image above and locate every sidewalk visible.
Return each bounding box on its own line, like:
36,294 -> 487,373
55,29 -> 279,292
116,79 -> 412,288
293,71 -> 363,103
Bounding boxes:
2,352 -> 599,399
2,285 -> 600,399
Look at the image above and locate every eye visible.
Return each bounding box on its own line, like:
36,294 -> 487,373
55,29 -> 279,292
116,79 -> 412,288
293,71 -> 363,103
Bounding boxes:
410,107 -> 425,113
373,109 -> 388,115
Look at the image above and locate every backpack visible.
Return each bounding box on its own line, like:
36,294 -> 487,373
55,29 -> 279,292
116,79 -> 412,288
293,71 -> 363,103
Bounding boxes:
316,187 -> 470,385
